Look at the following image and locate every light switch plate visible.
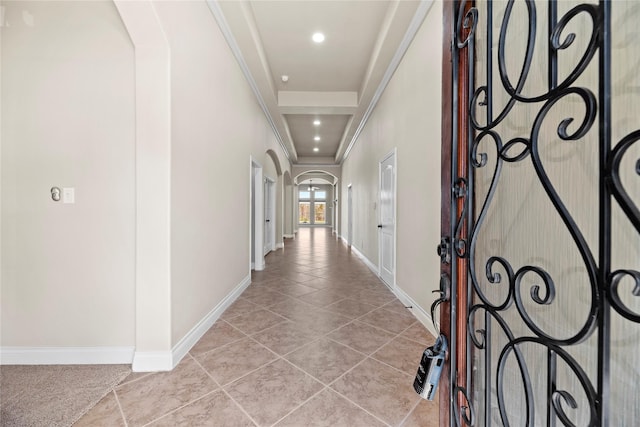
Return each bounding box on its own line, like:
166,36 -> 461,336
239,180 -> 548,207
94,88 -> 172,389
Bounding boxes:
63,187 -> 75,204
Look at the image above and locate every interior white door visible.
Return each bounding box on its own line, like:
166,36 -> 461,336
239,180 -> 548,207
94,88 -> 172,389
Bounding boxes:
379,152 -> 395,287
347,185 -> 353,247
251,160 -> 264,271
264,179 -> 273,255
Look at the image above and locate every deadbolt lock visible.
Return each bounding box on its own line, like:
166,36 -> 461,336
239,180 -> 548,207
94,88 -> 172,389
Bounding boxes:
437,237 -> 451,264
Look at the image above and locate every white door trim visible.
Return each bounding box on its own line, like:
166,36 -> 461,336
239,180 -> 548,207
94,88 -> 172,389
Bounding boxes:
347,184 -> 353,247
378,148 -> 397,288
264,176 -> 276,255
250,158 -> 265,271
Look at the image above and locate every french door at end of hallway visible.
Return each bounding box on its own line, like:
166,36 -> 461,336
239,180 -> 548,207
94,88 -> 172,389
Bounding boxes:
439,1 -> 640,427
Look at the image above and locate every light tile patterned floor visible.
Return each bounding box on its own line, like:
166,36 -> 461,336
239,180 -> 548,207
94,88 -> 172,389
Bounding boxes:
76,227 -> 439,426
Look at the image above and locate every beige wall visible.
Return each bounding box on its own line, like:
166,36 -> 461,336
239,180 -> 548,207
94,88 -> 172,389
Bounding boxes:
147,1 -> 291,348
341,0 -> 442,330
1,0 -> 290,366
1,1 -> 136,348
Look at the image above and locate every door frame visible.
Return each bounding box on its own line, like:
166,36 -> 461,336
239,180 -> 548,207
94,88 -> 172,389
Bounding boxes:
440,1 -> 464,425
250,157 -> 265,271
347,184 -> 353,246
378,148 -> 397,289
264,176 -> 276,255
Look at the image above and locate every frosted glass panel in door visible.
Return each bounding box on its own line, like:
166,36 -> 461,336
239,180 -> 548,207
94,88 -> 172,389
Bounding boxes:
463,1 -> 640,425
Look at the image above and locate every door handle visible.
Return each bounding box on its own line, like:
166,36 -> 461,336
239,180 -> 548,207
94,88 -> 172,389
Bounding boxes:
266,220 -> 271,222
377,224 -> 383,228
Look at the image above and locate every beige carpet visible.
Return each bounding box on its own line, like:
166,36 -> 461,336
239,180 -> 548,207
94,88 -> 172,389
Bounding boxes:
0,364 -> 131,427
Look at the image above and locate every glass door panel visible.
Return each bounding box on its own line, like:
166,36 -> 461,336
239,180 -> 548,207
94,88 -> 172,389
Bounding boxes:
314,202 -> 326,224
299,202 -> 310,224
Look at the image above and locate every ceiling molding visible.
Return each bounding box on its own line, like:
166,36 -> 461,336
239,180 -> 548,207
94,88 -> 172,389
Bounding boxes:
206,0 -> 291,161
293,170 -> 340,185
210,0 -> 431,167
278,91 -> 358,108
341,0 -> 434,163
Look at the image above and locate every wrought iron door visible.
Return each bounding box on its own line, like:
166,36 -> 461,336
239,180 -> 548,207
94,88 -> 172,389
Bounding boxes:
444,1 -> 640,426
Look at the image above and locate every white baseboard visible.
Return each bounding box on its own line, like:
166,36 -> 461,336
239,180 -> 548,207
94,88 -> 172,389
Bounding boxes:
132,351 -> 173,372
164,273 -> 251,372
0,346 -> 134,365
349,244 -> 439,338
276,242 -> 284,249
283,234 -> 295,239
350,244 -> 379,276
393,285 -> 439,337
1,274 -> 252,371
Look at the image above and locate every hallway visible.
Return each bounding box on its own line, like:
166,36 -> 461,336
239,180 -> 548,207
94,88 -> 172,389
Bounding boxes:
77,228 -> 439,426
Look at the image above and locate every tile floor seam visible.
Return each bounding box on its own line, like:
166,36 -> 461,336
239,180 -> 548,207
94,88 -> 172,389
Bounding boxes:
189,333 -> 251,359
334,321 -> 405,356
139,389 -> 220,427
219,387 -> 261,427
357,317 -> 415,335
217,354 -> 284,389
380,304 -> 418,320
220,318 -> 253,335
111,389 -> 129,427
246,319 -> 293,339
397,394 -> 425,427
189,352 -> 223,389
276,336 -> 323,359
326,387 -> 393,427
327,297 -> 378,309
217,349 -> 327,425
226,315 -> 290,336
365,354 -> 416,380
280,359 -> 333,388
323,353 -> 371,388
396,321 -> 435,343
329,356 -> 421,426
276,356 -> 328,389
350,318 -> 405,337
378,306 -> 418,320
116,372 -> 153,388
127,352 -> 226,425
221,309 -> 262,322
246,335 -> 294,360
336,307 -> 377,321
266,385 -> 329,427
188,352 -> 262,426
263,300 -> 317,314
392,332 -> 433,347
324,335 -> 382,359
318,331 -> 416,390
303,296 -> 350,309
270,289 -> 298,299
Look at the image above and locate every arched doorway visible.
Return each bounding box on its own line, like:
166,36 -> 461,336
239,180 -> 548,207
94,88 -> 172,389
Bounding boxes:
294,171 -> 339,234
265,149 -> 284,250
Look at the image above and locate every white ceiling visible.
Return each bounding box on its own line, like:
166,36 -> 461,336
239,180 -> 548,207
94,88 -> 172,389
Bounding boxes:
212,0 -> 430,165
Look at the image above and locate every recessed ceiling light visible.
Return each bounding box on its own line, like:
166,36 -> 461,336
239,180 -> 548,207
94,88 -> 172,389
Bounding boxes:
313,147 -> 320,152
314,136 -> 320,141
313,120 -> 321,126
312,32 -> 325,43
